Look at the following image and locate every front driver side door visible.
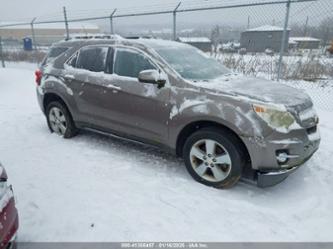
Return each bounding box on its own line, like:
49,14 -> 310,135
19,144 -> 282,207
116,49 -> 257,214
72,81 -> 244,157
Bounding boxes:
105,46 -> 171,145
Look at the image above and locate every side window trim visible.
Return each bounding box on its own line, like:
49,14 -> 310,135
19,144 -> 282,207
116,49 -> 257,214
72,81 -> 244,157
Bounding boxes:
66,51 -> 79,68
105,47 -> 114,74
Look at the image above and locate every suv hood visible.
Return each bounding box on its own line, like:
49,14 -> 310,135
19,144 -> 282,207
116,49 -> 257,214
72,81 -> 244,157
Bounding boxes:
194,74 -> 313,109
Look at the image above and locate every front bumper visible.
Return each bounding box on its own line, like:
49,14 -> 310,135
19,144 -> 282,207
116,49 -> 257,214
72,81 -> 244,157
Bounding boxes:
256,140 -> 319,188
257,164 -> 303,188
242,125 -> 320,170
241,124 -> 320,187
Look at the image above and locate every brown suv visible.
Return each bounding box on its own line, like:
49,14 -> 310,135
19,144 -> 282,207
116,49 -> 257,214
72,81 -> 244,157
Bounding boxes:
36,37 -> 320,188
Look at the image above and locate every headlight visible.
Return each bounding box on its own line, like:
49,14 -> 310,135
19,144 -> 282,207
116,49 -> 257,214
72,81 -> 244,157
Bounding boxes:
253,104 -> 297,132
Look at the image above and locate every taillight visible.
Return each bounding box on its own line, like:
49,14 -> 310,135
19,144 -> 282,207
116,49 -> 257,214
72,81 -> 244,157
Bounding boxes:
35,69 -> 42,86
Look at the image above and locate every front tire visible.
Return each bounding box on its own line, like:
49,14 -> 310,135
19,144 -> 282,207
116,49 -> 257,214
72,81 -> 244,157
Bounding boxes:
183,127 -> 244,188
46,101 -> 78,138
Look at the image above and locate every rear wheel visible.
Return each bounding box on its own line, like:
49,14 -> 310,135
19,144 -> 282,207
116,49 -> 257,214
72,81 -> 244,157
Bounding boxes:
183,127 -> 244,188
46,101 -> 78,138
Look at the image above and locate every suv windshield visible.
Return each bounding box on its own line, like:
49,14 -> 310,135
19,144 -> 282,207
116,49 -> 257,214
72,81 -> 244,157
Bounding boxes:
154,45 -> 230,81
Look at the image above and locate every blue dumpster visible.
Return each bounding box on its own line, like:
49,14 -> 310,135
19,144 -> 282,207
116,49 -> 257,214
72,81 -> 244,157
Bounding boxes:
23,37 -> 33,51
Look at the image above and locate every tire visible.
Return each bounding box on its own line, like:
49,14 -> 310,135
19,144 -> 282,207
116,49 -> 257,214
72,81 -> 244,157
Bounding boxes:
46,101 -> 78,138
183,127 -> 244,188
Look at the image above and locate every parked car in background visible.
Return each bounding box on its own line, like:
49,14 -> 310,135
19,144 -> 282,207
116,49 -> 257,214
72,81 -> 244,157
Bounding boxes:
0,163 -> 18,249
35,37 -> 320,188
265,48 -> 274,56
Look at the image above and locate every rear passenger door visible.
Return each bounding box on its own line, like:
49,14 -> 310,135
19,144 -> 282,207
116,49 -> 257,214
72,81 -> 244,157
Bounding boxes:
63,45 -> 113,126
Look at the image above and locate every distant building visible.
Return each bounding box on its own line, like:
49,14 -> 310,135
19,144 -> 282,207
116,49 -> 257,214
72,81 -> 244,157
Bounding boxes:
240,25 -> 290,53
0,22 -> 100,45
177,37 -> 212,52
289,37 -> 321,50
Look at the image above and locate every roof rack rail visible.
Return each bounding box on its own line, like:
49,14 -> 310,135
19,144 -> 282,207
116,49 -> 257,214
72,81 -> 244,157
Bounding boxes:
67,33 -> 123,40
125,35 -> 155,40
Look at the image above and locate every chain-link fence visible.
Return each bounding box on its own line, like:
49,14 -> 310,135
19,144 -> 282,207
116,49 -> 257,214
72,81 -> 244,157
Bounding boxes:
0,0 -> 333,110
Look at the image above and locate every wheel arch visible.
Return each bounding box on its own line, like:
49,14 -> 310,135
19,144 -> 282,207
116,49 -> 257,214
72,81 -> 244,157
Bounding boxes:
43,92 -> 75,121
175,120 -> 251,166
44,92 -> 64,111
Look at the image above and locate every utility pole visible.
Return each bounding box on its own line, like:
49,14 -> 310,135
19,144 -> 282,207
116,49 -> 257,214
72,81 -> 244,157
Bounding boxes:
63,6 -> 70,40
247,16 -> 250,29
173,2 -> 181,41
31,17 -> 37,50
110,9 -> 117,34
0,36 -> 5,68
277,0 -> 291,81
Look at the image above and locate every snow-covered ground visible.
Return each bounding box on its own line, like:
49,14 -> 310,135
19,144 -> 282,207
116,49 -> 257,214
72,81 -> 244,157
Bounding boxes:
0,64 -> 333,242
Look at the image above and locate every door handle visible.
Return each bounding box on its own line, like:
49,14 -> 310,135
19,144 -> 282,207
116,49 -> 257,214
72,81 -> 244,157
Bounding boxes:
64,74 -> 75,80
107,84 -> 121,92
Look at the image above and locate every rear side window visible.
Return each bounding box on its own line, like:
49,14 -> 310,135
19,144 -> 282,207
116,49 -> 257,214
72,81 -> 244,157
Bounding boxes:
114,49 -> 156,78
76,46 -> 108,72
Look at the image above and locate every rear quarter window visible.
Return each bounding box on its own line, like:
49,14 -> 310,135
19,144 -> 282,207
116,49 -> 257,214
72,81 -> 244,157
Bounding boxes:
42,46 -> 69,66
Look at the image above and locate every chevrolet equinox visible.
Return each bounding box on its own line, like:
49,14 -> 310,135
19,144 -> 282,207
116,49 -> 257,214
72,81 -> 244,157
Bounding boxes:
36,37 -> 320,188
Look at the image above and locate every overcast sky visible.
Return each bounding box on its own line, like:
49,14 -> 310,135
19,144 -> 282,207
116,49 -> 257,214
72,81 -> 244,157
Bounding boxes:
0,0 -> 331,29
2,0 -> 187,21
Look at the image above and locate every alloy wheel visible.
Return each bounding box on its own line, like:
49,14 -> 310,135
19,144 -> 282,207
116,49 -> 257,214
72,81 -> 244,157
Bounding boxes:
48,107 -> 67,136
189,139 -> 232,182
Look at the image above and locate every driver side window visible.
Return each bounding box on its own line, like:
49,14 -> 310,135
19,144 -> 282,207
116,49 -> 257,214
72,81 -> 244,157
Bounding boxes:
113,48 -> 156,78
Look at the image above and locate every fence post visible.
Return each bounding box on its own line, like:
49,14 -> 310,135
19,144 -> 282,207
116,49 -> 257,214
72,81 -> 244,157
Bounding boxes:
0,36 -> 5,68
173,2 -> 181,41
63,6 -> 70,40
110,9 -> 117,34
31,17 -> 37,50
304,16 -> 309,36
277,0 -> 291,81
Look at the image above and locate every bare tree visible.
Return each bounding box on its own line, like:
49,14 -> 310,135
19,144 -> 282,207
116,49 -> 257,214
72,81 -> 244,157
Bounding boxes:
318,17 -> 333,47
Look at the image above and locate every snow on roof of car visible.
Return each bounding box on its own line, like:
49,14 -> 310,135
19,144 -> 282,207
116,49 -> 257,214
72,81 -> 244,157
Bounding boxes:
177,37 -> 211,43
289,37 -> 321,42
245,25 -> 290,32
136,38 -> 190,49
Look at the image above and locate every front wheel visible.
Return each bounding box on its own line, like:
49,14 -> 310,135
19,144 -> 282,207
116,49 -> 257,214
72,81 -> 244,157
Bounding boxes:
46,101 -> 78,138
183,128 -> 245,188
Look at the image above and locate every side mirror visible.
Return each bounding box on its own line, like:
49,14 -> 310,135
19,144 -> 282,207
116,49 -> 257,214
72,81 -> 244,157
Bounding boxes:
138,69 -> 167,89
